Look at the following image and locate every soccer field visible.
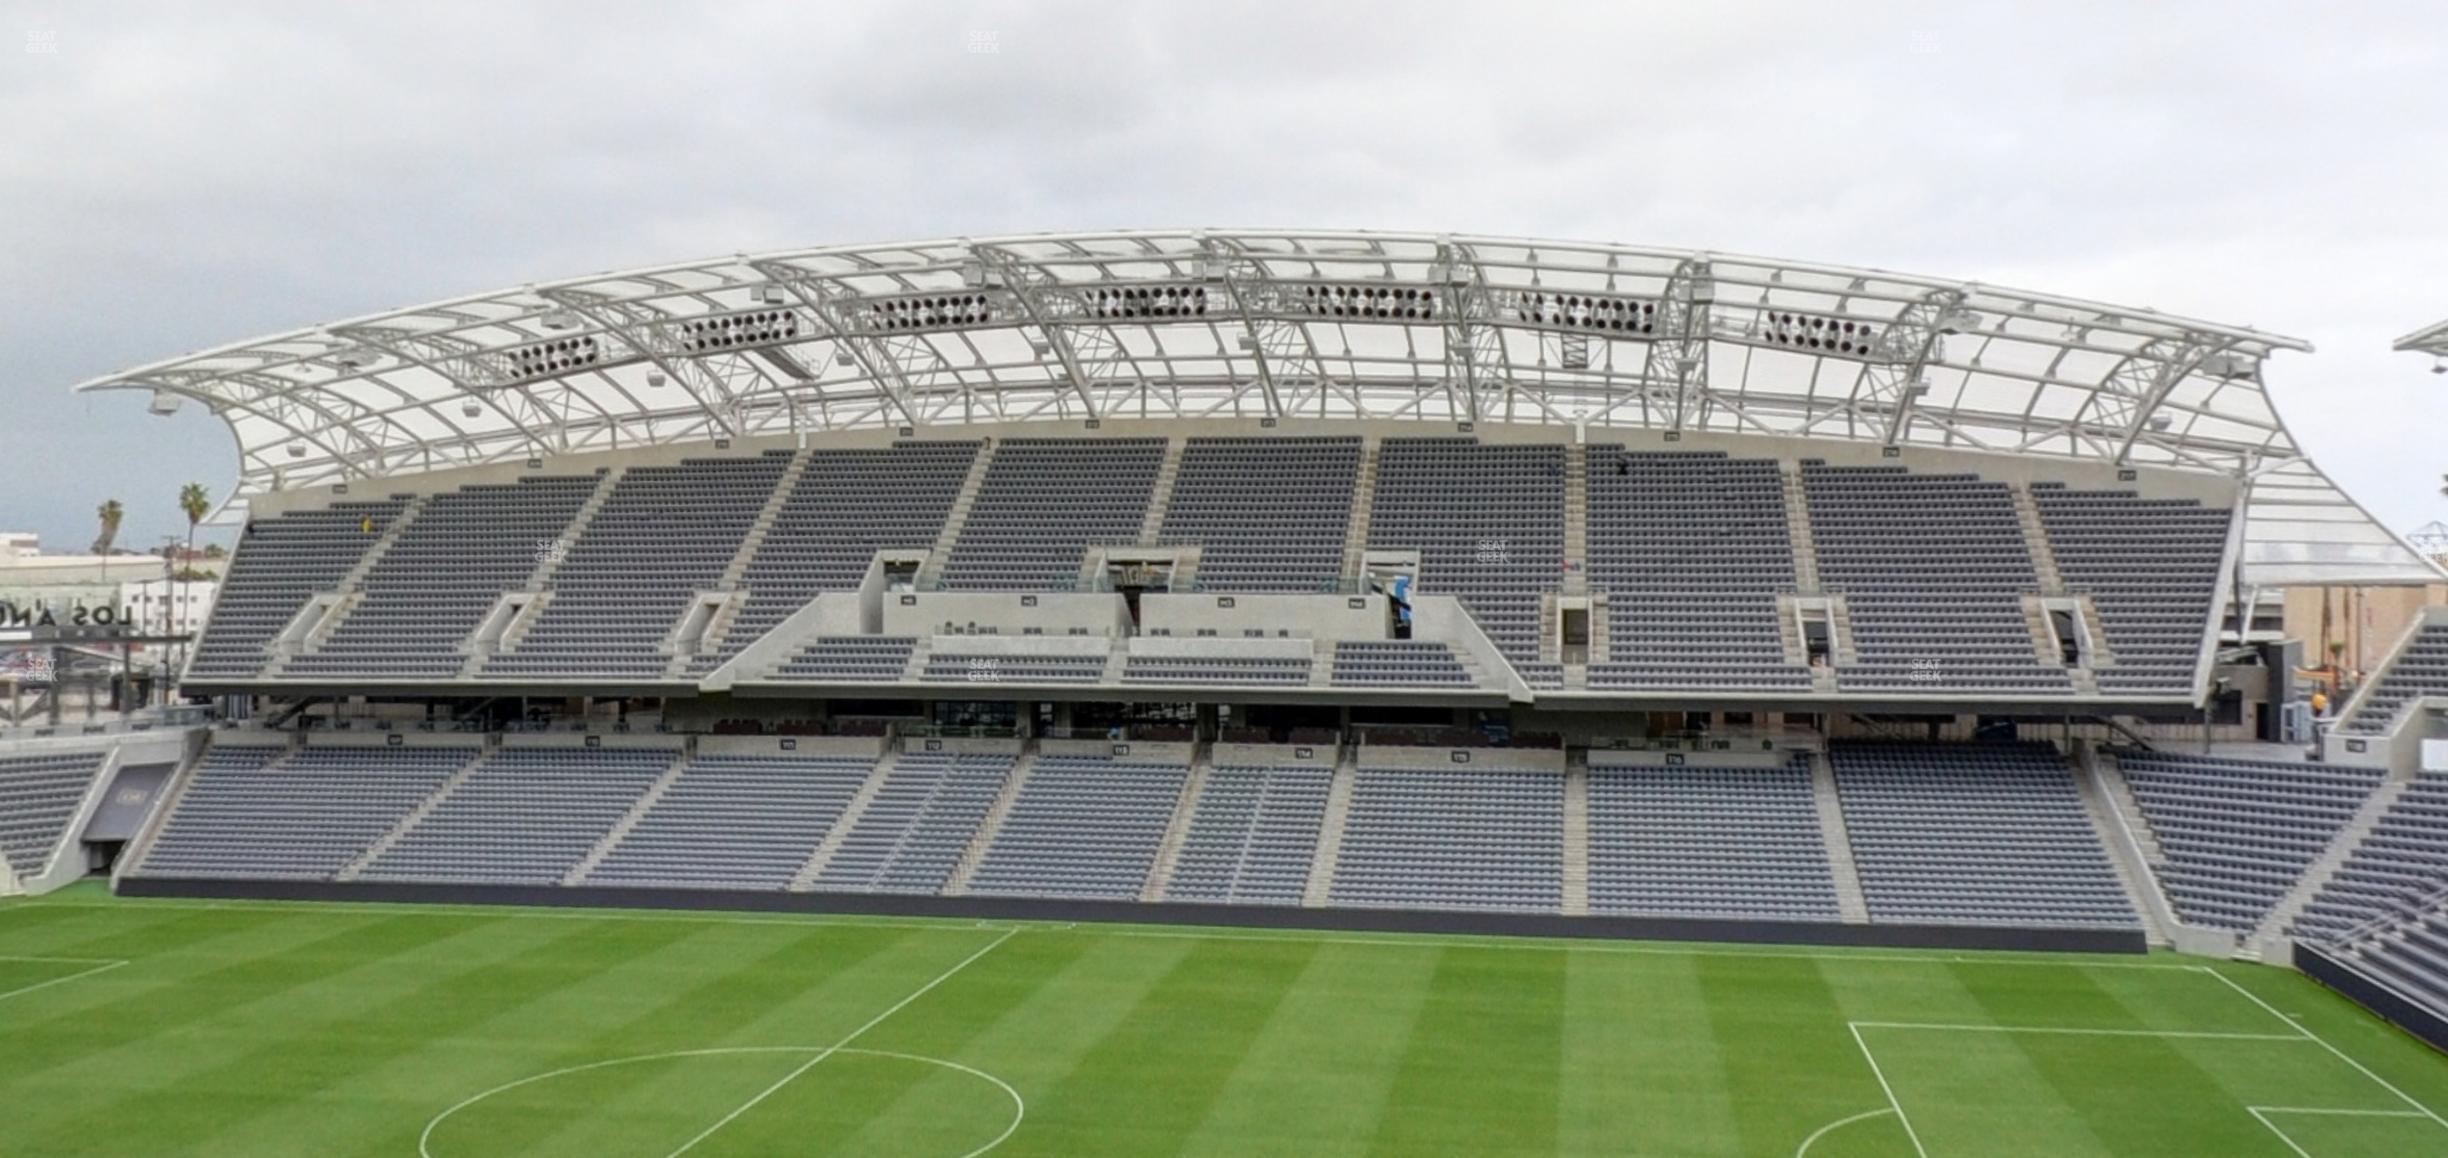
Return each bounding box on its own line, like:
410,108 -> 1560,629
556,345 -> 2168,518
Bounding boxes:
4,887 -> 2446,1157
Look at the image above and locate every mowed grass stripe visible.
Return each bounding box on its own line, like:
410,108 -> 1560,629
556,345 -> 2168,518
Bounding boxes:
1370,945 -> 1569,1157
1689,953 -> 1878,1156
1953,964 -> 2287,1157
3,912 -> 575,1151
1175,941 -> 1439,1156
845,927 -> 1200,1156
966,934 -> 1323,1155
0,910 -> 463,1083
157,917 -> 825,1158
432,925 -> 988,1158
1561,947 -> 1745,1155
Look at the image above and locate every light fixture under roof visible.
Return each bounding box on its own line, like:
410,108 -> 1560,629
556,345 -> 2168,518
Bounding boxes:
147,389 -> 180,416
645,370 -> 668,389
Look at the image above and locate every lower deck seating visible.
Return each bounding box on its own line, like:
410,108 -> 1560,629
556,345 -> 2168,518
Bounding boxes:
0,749 -> 109,879
584,754 -> 878,889
1586,757 -> 1841,920
772,637 -> 916,681
919,652 -> 1106,684
1123,656 -> 1311,685
1332,641 -> 1471,687
966,755 -> 1188,900
810,752 -> 1014,894
356,747 -> 673,885
1163,763 -> 1333,905
2335,892 -> 2448,1018
139,744 -> 472,881
1832,742 -> 2137,928
2294,770 -> 2448,942
2112,750 -> 2383,932
1329,765 -> 1563,912
2338,624 -> 2448,736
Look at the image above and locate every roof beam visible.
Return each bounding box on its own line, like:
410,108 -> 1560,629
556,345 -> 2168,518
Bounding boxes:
536,287 -> 747,438
748,261 -> 923,430
969,244 -> 1110,420
1641,257 -> 1713,431
1435,241 -> 1512,423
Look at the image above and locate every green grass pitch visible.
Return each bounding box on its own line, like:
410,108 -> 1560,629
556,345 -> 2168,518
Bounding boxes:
6,885 -> 2448,1156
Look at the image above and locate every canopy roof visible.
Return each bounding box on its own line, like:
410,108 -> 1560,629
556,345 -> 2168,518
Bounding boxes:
73,229 -> 2441,585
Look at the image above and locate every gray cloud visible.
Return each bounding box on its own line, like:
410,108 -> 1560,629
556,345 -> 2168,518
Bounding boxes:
2,0 -> 2442,551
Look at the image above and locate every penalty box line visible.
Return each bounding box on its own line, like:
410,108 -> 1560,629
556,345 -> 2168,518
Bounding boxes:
2197,966 -> 2448,1134
660,925 -> 1020,1158
0,955 -> 130,1003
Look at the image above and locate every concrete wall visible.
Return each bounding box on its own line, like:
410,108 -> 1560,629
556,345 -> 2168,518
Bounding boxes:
696,733 -> 887,759
1211,742 -> 1337,768
1355,744 -> 1565,773
1038,738 -> 1194,763
1141,592 -> 1387,642
885,591 -> 1129,638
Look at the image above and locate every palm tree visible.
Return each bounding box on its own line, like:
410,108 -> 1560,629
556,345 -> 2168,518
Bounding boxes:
177,483 -> 210,640
92,499 -> 123,555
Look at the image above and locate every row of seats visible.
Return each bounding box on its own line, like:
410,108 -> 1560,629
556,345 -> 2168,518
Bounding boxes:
2295,769 -> 2448,942
128,738 -> 2176,932
2112,749 -> 2383,932
0,750 -> 111,881
2338,624 -> 2448,736
1831,742 -> 2138,928
965,754 -> 1189,900
1586,450 -> 1813,691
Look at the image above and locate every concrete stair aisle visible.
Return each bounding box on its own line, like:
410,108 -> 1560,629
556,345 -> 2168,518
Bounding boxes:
335,746 -> 490,882
2092,750 -> 2167,868
2072,745 -> 2179,948
1301,748 -> 1359,907
459,468 -> 624,677
264,494 -> 429,677
1140,742 -> 1214,901
1138,437 -> 1185,544
2013,482 -> 2066,595
2249,770 -> 2416,957
1341,441 -> 1379,584
918,442 -> 997,587
126,737 -> 272,876
943,744 -> 1038,896
1808,752 -> 1870,923
1563,443 -> 1589,584
1587,593 -> 1611,665
668,450 -> 812,676
1781,466 -> 1821,593
1561,757 -> 1591,917
565,747 -> 693,884
790,749 -> 901,890
1307,642 -> 1334,688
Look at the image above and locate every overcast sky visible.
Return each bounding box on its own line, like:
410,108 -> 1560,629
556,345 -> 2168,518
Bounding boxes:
2,1 -> 2442,553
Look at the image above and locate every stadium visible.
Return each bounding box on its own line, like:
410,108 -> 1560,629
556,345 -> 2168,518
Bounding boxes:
9,228 -> 2448,1155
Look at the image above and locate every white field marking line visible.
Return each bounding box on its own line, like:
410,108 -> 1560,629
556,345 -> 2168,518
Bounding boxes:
2248,1107 -> 2317,1158
662,926 -> 1019,1158
1794,1106 -> 1895,1158
0,957 -> 129,1003
419,1046 -> 1023,1158
1848,1024 -> 1929,1158
1850,1020 -> 2308,1041
23,897 -> 2206,968
26,897 -> 1002,935
2252,1106 -> 2431,1117
2199,966 -> 2448,1132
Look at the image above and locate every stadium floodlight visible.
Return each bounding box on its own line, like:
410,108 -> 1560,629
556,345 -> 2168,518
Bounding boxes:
146,389 -> 180,416
645,370 -> 668,389
285,441 -> 306,459
459,400 -> 481,418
